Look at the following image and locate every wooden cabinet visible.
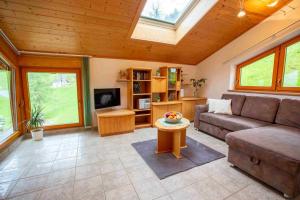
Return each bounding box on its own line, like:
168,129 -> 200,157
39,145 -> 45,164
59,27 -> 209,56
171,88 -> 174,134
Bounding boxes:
96,109 -> 135,136
182,97 -> 207,121
152,101 -> 182,125
152,77 -> 167,93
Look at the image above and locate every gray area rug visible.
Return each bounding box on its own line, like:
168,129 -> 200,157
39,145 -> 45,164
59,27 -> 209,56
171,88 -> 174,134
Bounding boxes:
132,137 -> 225,179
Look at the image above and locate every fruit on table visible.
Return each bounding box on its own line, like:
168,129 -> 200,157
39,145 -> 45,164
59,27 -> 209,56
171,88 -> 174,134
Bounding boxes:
165,111 -> 182,120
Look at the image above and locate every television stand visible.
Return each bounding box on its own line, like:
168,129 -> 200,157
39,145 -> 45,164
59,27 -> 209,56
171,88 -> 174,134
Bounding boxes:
96,109 -> 135,136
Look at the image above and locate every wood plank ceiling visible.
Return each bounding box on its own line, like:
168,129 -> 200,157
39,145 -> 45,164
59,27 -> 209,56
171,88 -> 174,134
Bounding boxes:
0,0 -> 291,65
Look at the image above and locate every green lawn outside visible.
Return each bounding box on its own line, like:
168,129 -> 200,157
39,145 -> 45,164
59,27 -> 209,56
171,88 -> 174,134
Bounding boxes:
28,73 -> 79,126
0,96 -> 13,131
240,54 -> 274,87
283,41 -> 300,87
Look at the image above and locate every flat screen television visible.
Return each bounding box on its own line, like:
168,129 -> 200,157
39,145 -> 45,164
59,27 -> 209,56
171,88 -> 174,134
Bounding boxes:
94,88 -> 121,109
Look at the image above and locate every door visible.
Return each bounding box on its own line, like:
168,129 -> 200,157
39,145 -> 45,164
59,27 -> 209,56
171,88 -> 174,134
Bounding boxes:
22,68 -> 83,130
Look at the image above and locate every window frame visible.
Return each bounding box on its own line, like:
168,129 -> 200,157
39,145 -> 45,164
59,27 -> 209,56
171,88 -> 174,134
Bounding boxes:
21,67 -> 84,130
235,34 -> 300,93
235,48 -> 280,91
140,0 -> 199,29
0,58 -> 18,145
277,35 -> 300,92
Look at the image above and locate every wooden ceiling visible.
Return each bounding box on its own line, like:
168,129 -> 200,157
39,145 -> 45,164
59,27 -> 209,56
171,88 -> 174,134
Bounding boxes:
0,0 -> 291,65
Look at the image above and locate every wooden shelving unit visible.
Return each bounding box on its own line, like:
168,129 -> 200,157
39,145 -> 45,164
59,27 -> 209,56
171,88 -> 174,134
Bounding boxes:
126,66 -> 206,129
158,66 -> 182,102
127,68 -> 152,128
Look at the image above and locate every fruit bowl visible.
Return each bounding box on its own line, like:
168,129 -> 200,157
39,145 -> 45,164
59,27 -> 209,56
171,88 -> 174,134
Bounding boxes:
164,111 -> 183,123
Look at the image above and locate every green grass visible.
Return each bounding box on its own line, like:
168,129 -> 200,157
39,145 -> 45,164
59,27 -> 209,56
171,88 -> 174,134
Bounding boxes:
28,73 -> 79,126
0,96 -> 13,131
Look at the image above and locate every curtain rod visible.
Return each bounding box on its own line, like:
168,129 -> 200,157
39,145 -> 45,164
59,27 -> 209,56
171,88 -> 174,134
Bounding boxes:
0,29 -> 19,55
19,51 -> 92,58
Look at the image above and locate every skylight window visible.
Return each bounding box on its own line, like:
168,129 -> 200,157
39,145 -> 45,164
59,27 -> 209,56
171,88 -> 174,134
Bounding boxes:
141,0 -> 195,25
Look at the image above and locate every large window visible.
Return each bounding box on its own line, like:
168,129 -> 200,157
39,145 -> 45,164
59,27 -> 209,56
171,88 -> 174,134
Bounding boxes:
22,68 -> 83,129
141,0 -> 196,25
0,63 -> 15,143
236,35 -> 300,93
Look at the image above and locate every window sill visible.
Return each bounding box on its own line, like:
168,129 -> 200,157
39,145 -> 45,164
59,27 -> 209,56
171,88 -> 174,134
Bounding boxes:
0,131 -> 22,152
228,90 -> 300,96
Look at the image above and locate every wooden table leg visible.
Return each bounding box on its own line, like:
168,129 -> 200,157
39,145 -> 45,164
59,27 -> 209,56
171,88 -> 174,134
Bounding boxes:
172,131 -> 182,159
180,129 -> 187,148
156,129 -> 172,154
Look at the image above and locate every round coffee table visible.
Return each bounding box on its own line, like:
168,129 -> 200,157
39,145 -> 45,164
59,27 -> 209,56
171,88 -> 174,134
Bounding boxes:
154,118 -> 190,159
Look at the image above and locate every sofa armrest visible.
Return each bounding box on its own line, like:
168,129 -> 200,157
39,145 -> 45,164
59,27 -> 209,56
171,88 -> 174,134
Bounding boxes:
194,104 -> 209,128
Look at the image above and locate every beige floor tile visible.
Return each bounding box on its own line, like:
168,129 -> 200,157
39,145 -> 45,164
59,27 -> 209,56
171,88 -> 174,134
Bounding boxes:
74,188 -> 105,200
46,168 -> 75,187
52,158 -> 76,171
73,176 -> 103,196
229,183 -> 285,200
105,185 -> 139,200
119,154 -> 145,168
76,154 -> 100,166
100,159 -> 124,174
126,164 -> 155,183
0,181 -> 16,199
75,163 -> 101,180
155,195 -> 172,200
7,191 -> 41,200
194,177 -> 231,200
133,177 -> 167,200
8,175 -> 48,197
170,184 -> 203,200
102,169 -> 131,191
160,171 -> 198,193
38,183 -> 73,200
0,168 -> 25,183
56,149 -> 78,160
21,162 -> 53,178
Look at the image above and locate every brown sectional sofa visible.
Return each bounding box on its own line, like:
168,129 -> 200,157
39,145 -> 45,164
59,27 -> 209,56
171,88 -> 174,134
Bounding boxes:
194,94 -> 300,198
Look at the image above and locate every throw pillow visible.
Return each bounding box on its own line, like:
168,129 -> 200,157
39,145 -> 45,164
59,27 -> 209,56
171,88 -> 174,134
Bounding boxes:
207,99 -> 219,113
214,99 -> 233,115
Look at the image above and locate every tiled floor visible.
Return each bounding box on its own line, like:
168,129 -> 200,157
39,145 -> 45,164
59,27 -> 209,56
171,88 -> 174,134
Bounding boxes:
0,125 -> 287,200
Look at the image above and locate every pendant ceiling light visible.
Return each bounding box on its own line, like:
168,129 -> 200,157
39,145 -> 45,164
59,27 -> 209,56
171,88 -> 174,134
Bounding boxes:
267,0 -> 279,7
237,0 -> 246,18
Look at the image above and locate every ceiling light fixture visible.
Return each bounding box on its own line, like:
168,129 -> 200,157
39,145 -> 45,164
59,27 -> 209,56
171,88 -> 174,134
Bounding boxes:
237,0 -> 246,18
267,0 -> 279,7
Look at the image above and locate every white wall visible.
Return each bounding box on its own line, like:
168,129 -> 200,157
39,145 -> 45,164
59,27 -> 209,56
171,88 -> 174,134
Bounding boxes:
196,0 -> 300,99
89,58 -> 197,126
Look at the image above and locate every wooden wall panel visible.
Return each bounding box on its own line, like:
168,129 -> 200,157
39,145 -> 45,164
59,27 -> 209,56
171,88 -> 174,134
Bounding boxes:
18,55 -> 82,68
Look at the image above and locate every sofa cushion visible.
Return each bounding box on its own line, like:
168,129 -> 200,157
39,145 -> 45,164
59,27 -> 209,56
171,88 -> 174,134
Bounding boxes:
199,113 -> 271,131
226,124 -> 300,175
276,99 -> 300,129
222,94 -> 246,115
241,96 -> 280,123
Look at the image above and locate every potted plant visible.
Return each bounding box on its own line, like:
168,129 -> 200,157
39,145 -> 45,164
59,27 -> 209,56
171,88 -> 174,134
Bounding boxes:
190,78 -> 206,97
25,106 -> 45,141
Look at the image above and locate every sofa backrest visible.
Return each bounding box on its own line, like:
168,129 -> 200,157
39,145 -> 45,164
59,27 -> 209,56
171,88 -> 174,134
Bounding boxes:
241,96 -> 280,123
221,94 -> 246,115
275,99 -> 300,129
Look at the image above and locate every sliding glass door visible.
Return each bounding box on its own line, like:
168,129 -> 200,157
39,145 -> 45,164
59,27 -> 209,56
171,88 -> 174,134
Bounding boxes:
0,66 -> 14,143
22,68 -> 83,129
